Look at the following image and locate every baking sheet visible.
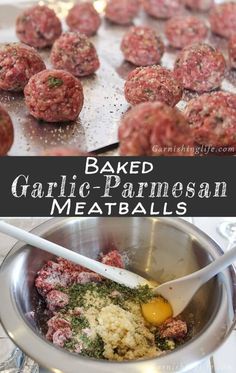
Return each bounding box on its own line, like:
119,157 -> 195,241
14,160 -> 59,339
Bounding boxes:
0,0 -> 235,155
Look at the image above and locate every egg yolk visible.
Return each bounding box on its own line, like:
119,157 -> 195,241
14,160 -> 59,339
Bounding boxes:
141,296 -> 173,326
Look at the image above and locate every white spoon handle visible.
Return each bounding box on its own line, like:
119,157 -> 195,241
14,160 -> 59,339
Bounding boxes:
194,244 -> 236,285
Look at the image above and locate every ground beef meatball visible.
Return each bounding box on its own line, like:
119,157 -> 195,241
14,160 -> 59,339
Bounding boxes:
105,0 -> 140,25
184,0 -> 213,11
165,16 -> 208,49
118,102 -> 194,156
16,5 -> 62,48
24,69 -> 84,122
51,32 -> 100,77
121,26 -> 164,66
210,3 -> 236,39
229,36 -> 236,69
0,43 -> 45,92
142,0 -> 183,19
0,105 -> 14,156
66,2 -> 101,37
185,92 -> 236,148
42,147 -> 90,156
124,65 -> 183,107
174,43 -> 226,92
159,318 -> 188,340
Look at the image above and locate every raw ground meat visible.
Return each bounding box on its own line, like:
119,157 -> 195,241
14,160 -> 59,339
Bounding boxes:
184,91 -> 236,148
142,0 -> 183,19
76,272 -> 102,284
174,43 -> 226,92
0,105 -> 14,156
118,102 -> 194,156
124,65 -> 183,107
66,2 -> 101,37
121,26 -> 164,66
16,5 -> 62,48
229,36 -> 236,70
101,250 -> 124,268
46,290 -> 69,312
210,3 -> 236,39
51,32 -> 100,77
35,250 -> 124,297
46,316 -> 71,341
0,43 -> 45,91
24,69 -> 84,122
42,147 -> 90,156
52,328 -> 72,347
159,318 -> 188,340
184,0 -> 213,11
165,16 -> 208,49
105,0 -> 140,25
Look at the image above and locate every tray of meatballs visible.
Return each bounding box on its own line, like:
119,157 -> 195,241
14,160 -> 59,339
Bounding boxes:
0,0 -> 235,156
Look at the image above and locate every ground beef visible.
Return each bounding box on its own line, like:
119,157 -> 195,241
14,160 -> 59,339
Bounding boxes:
184,0 -> 213,11
77,272 -> 102,284
24,69 -> 84,122
105,0 -> 140,25
52,328 -> 72,347
142,0 -> 183,19
121,26 -> 164,66
51,32 -> 100,77
158,318 -> 188,340
46,290 -> 69,312
0,43 -> 45,92
16,5 -> 62,48
101,250 -> 124,268
35,260 -> 73,297
165,16 -> 208,49
0,105 -> 14,156
46,316 -> 71,341
184,91 -> 236,148
210,3 -> 236,39
42,147 -> 90,156
66,2 -> 101,37
118,102 -> 194,156
124,65 -> 183,107
229,36 -> 236,70
174,43 -> 226,92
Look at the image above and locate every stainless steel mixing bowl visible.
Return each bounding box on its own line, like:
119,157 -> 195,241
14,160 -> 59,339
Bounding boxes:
0,217 -> 236,373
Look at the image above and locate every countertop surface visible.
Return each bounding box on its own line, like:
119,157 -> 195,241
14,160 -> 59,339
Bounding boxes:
0,217 -> 235,373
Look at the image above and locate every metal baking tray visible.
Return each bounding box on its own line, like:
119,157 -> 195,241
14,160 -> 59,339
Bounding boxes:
0,0 -> 235,155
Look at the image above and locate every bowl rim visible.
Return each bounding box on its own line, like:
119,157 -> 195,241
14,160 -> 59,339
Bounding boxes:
0,217 -> 236,373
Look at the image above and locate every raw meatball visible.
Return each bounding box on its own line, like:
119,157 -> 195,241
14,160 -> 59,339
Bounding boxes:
51,32 -> 100,77
174,43 -> 226,92
124,65 -> 183,107
185,92 -> 236,148
118,102 -> 194,156
105,0 -> 140,25
121,26 -> 164,66
184,0 -> 213,11
159,318 -> 188,340
142,0 -> 183,19
66,2 -> 101,37
0,43 -> 45,92
229,36 -> 236,69
0,105 -> 14,156
16,5 -> 62,48
42,147 -> 90,156
210,3 -> 236,39
46,290 -> 69,312
24,69 -> 84,122
165,16 -> 208,49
